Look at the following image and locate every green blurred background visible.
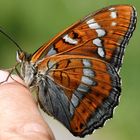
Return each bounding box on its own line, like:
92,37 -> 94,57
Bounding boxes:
0,0 -> 139,140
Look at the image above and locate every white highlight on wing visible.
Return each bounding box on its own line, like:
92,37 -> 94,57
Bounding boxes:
111,21 -> 117,26
86,19 -> 94,24
93,38 -> 102,47
63,34 -> 78,45
48,60 -> 56,69
86,18 -> 106,38
109,7 -> 115,11
86,18 -> 101,29
96,29 -> 106,37
81,76 -> 93,86
98,47 -> 105,57
47,45 -> 57,56
71,94 -> 79,107
77,84 -> 89,92
109,7 -> 117,19
83,68 -> 94,77
110,11 -> 117,18
83,59 -> 91,67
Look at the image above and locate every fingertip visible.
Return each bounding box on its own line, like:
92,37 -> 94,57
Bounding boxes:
0,70 -> 24,85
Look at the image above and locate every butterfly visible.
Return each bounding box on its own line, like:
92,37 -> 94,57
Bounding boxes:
10,4 -> 137,137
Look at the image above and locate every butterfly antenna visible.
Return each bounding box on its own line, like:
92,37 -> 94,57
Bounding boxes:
0,28 -> 23,51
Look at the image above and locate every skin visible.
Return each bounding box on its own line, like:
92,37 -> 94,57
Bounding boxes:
0,70 -> 55,140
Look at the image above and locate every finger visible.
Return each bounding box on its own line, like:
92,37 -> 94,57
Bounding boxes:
0,70 -> 55,140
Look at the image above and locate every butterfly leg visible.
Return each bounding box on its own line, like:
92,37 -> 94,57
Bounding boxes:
0,68 -> 15,84
0,63 -> 22,85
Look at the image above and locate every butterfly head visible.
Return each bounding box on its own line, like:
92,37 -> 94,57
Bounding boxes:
16,50 -> 36,86
16,50 -> 32,63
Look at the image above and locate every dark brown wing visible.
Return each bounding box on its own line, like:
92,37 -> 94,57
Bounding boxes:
31,5 -> 136,71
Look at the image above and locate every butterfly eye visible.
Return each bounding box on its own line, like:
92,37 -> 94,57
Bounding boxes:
16,50 -> 32,63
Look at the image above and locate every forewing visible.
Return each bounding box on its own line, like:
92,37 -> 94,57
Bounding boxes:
37,55 -> 121,137
31,5 -> 136,71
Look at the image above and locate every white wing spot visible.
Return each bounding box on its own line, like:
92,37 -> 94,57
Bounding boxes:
110,11 -> 117,18
96,29 -> 106,37
98,47 -> 105,57
89,23 -> 100,29
111,21 -> 117,26
71,94 -> 79,107
63,34 -> 78,45
48,61 -> 56,69
86,18 -> 95,24
93,38 -> 102,47
86,18 -> 101,29
77,84 -> 89,92
81,76 -> 93,86
83,68 -> 94,77
109,7 -> 115,11
47,45 -> 57,56
83,59 -> 91,67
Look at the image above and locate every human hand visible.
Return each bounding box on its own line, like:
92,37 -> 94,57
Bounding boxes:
0,70 -> 55,140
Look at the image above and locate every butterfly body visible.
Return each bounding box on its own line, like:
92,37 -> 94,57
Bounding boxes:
16,5 -> 136,137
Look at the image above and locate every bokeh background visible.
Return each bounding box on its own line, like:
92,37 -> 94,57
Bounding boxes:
0,0 -> 139,140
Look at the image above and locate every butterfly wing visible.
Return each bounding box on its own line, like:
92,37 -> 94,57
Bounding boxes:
37,55 -> 121,137
31,5 -> 136,71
